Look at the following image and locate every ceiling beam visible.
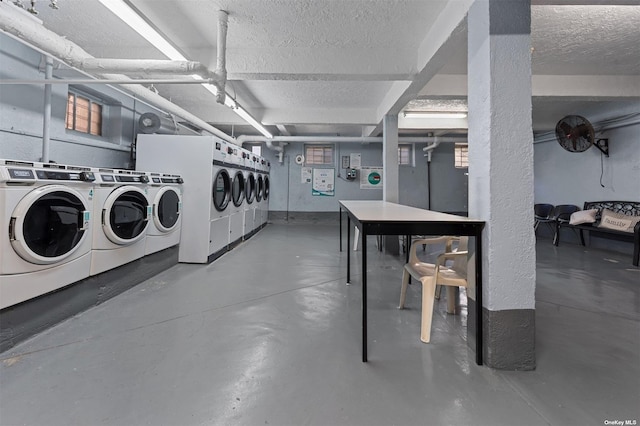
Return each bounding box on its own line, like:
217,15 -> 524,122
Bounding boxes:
368,0 -> 474,136
417,74 -> 640,99
227,73 -> 413,82
261,107 -> 378,125
276,124 -> 295,136
532,0 -> 639,4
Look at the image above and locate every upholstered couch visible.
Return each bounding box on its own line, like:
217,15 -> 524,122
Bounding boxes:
554,201 -> 640,266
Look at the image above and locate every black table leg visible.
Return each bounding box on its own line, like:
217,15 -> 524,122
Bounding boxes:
347,215 -> 351,284
475,233 -> 483,365
339,207 -> 342,252
406,234 -> 411,284
362,227 -> 367,362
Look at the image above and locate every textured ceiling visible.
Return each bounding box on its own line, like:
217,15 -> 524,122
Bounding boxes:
7,0 -> 640,136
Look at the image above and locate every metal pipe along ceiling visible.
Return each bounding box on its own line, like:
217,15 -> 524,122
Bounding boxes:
237,135 -> 467,153
0,1 -> 236,144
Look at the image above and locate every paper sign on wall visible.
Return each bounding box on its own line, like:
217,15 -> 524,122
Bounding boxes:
312,168 -> 335,196
360,166 -> 383,189
301,167 -> 312,183
350,153 -> 361,169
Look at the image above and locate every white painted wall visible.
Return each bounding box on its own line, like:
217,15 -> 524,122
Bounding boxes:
0,33 -> 165,168
260,142 -> 467,213
534,106 -> 640,206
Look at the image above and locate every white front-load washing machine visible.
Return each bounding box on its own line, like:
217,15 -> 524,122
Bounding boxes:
256,157 -> 270,229
243,153 -> 258,240
90,168 -> 151,276
210,140 -> 233,261
0,159 -> 94,309
227,147 -> 245,249
144,172 -> 183,255
260,158 -> 270,228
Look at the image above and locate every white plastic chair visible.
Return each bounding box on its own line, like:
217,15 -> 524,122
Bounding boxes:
399,236 -> 468,343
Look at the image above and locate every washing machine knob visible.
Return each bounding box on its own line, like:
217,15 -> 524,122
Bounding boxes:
176,177 -> 184,184
139,175 -> 150,183
80,171 -> 95,182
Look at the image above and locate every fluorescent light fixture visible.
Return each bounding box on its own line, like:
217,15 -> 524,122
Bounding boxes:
403,111 -> 468,119
97,0 -> 186,61
234,104 -> 273,138
97,0 -> 272,138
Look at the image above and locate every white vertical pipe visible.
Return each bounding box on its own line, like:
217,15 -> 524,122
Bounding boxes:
216,10 -> 229,104
42,56 -> 53,163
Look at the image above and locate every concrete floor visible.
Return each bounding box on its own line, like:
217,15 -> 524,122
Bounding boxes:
1,222 -> 638,426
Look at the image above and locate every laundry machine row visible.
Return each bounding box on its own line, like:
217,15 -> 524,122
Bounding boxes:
0,159 -> 95,309
136,134 -> 270,264
243,154 -> 270,239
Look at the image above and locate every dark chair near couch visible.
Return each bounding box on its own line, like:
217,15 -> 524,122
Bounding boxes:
551,205 -> 580,245
534,203 -> 555,234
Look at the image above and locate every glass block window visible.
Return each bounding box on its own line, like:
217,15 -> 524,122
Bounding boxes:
455,143 -> 468,168
305,145 -> 334,165
398,144 -> 412,165
250,144 -> 262,156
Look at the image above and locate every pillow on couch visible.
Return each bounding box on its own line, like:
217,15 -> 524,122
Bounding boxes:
598,209 -> 640,232
569,209 -> 598,225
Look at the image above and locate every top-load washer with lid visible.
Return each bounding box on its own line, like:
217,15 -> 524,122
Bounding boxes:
144,172 -> 183,255
90,168 -> 151,276
0,159 -> 95,309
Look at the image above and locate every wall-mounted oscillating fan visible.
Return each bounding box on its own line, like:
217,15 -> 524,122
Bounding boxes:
555,115 -> 610,156
555,115 -> 595,153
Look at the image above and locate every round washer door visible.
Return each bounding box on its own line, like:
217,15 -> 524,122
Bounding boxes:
102,186 -> 150,245
10,185 -> 91,265
153,187 -> 181,233
232,171 -> 245,207
246,173 -> 256,204
213,169 -> 231,211
256,175 -> 264,202
264,176 -> 270,200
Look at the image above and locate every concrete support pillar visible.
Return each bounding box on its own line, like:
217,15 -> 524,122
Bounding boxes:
468,0 -> 536,370
383,115 -> 400,254
382,114 -> 399,203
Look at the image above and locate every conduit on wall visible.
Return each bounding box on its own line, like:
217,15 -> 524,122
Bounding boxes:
237,135 -> 467,162
0,1 -> 236,144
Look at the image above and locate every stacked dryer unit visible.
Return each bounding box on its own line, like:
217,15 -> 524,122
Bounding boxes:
256,157 -> 270,229
227,146 -> 246,249
0,159 -> 94,309
144,171 -> 183,255
243,152 -> 258,239
90,168 -> 151,276
137,135 -> 231,264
